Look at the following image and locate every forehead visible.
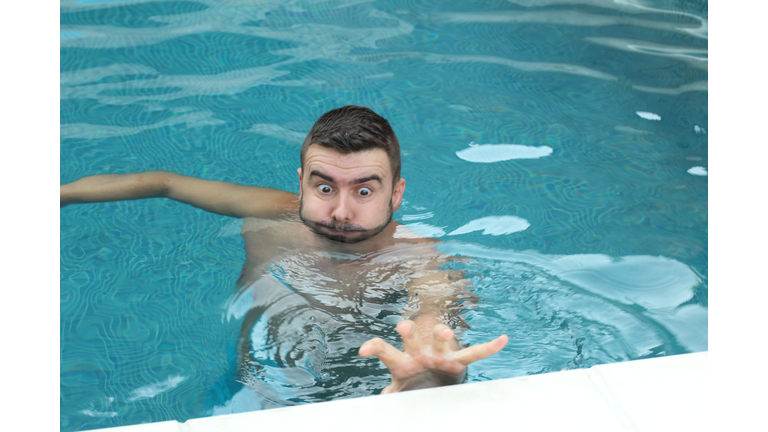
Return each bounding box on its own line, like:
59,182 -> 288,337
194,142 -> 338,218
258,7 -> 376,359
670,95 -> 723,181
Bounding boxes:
303,145 -> 393,182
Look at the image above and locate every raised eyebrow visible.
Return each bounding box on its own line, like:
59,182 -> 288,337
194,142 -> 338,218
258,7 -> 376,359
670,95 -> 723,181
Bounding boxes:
309,170 -> 335,183
354,175 -> 383,185
309,170 -> 382,186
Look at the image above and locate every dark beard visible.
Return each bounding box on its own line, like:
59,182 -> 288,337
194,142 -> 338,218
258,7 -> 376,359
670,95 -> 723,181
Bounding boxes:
299,200 -> 393,244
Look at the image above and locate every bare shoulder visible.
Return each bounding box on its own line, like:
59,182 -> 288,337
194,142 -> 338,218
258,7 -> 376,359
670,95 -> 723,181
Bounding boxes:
392,223 -> 442,247
240,213 -> 305,269
388,223 -> 470,275
388,223 -> 453,263
241,212 -> 301,234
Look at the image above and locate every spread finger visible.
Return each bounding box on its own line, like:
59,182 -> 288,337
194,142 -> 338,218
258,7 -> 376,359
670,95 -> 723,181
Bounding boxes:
359,337 -> 406,369
397,320 -> 424,353
452,335 -> 509,365
431,324 -> 453,353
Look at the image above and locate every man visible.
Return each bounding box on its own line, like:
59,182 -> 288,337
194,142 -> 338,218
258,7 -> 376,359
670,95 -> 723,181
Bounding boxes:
61,105 -> 508,411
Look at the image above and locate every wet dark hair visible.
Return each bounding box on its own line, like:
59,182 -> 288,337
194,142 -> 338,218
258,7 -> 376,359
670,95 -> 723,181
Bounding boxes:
301,106 -> 401,183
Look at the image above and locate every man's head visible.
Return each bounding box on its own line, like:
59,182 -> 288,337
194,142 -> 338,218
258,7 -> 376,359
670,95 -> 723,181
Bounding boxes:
297,106 -> 405,244
300,105 -> 401,184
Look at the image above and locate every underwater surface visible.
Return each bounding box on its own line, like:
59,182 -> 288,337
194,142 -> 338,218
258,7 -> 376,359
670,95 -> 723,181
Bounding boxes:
60,0 -> 707,430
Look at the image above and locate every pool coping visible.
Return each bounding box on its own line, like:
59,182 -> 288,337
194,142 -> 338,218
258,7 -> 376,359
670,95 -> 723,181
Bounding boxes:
89,351 -> 707,432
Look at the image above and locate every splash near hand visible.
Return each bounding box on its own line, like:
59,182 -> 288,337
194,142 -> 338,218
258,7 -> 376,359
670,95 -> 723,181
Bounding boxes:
358,320 -> 508,393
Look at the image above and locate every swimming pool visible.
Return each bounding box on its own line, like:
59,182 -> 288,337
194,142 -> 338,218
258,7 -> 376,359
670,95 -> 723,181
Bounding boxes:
60,0 -> 707,430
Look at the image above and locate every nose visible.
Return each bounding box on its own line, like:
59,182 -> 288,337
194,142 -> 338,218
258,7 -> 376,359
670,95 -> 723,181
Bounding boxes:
330,193 -> 353,223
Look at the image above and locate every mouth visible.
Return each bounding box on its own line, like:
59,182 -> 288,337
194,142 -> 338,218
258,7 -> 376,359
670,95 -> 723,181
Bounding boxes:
325,228 -> 351,235
308,222 -> 371,244
298,201 -> 386,244
320,225 -> 364,236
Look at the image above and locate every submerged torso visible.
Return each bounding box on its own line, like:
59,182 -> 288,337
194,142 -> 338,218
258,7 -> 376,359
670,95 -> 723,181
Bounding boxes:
221,216 -> 450,408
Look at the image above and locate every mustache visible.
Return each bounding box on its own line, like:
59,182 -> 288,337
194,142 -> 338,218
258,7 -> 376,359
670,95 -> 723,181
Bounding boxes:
298,198 -> 393,244
313,220 -> 368,232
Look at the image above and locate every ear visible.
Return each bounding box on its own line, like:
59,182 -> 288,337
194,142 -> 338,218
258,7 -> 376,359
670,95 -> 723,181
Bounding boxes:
391,178 -> 406,212
297,168 -> 303,198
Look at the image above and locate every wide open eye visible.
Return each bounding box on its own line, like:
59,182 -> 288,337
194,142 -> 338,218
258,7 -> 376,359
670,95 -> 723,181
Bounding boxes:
317,184 -> 333,194
358,187 -> 372,197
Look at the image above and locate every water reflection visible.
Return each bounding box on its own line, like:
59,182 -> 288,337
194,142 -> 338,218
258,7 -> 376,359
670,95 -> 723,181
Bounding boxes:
60,0 -> 707,428
440,241 -> 706,374
456,142 -> 553,163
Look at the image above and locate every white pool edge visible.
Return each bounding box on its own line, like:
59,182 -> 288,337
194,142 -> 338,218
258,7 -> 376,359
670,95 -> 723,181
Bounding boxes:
90,351 -> 708,432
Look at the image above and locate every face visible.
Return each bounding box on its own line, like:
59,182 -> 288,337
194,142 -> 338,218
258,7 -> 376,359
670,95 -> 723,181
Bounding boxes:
298,145 -> 405,244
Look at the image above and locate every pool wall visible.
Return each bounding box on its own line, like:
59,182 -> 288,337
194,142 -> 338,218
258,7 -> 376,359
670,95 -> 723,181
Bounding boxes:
91,351 -> 707,432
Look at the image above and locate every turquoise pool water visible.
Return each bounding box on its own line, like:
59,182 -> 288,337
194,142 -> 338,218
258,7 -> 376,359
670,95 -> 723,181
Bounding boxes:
60,0 -> 707,430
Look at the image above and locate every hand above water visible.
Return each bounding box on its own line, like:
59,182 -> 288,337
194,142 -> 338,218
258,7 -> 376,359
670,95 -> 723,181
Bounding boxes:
358,319 -> 508,393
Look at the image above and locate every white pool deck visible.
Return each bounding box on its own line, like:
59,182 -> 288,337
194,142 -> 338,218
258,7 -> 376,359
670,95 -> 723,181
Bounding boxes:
92,351 -> 707,432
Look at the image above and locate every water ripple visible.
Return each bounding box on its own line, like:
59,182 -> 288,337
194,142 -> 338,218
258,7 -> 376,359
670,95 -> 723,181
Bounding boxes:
61,0 -> 707,429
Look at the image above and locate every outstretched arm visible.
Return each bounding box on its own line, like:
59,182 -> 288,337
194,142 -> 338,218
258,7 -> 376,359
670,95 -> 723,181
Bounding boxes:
359,264 -> 508,393
60,171 -> 297,218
